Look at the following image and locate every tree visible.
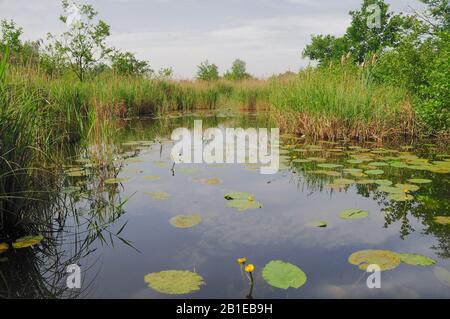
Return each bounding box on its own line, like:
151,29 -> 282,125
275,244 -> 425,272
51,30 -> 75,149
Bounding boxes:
0,19 -> 23,52
224,59 -> 251,80
419,0 -> 450,32
303,35 -> 349,64
47,0 -> 113,81
196,60 -> 219,81
111,51 -> 152,76
303,0 -> 412,64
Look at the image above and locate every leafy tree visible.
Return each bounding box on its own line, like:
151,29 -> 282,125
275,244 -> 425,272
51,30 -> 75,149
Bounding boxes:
0,19 -> 23,52
156,67 -> 174,80
224,59 -> 251,80
303,35 -> 349,64
303,0 -> 413,64
196,60 -> 219,81
419,0 -> 450,32
111,51 -> 152,76
47,0 -> 113,81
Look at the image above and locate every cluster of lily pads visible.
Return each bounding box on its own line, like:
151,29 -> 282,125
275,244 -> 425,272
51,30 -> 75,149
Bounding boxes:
0,235 -> 44,255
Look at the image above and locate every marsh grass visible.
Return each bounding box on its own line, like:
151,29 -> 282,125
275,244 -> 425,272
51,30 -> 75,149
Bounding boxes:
267,65 -> 418,141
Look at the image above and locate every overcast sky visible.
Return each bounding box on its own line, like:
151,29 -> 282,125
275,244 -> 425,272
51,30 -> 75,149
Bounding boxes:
0,0 -> 424,78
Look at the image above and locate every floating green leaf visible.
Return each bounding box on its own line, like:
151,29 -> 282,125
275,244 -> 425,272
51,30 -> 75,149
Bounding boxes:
333,178 -> 355,185
292,159 -> 312,163
224,192 -> 253,200
365,170 -> 384,176
396,253 -> 436,266
339,209 -> 369,220
317,164 -> 343,169
105,178 -> 129,185
396,184 -> 420,192
0,243 -> 8,254
356,179 -> 375,185
378,186 -> 404,194
408,178 -> 432,184
434,216 -> 450,225
12,235 -> 44,249
144,270 -> 205,295
145,192 -> 171,201
348,250 -> 401,271
375,180 -> 393,186
388,193 -> 414,202
227,200 -> 262,212
170,214 -> 202,229
262,260 -> 307,290
434,267 -> 450,288
368,162 -> 388,167
154,161 -> 168,168
347,159 -> 364,164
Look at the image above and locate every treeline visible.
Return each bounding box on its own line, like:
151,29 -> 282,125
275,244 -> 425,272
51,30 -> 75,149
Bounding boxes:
302,0 -> 449,134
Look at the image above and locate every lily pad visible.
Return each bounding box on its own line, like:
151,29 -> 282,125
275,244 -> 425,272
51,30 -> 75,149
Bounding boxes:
375,180 -> 393,186
145,192 -> 171,201
356,179 -> 375,185
105,178 -> 129,185
0,243 -> 8,254
144,270 -> 205,295
388,193 -> 414,202
349,249 -> 401,271
408,178 -> 432,184
434,267 -> 450,288
227,200 -> 262,212
347,159 -> 364,164
170,214 -> 202,229
224,192 -> 253,200
365,170 -> 384,176
195,177 -> 222,185
397,253 -> 436,266
339,209 -> 369,220
368,162 -> 388,167
333,178 -> 355,185
292,159 -> 312,163
395,184 -> 420,192
317,164 -> 343,169
154,161 -> 168,168
434,216 -> 450,225
262,260 -> 307,290
378,186 -> 404,194
12,235 -> 44,249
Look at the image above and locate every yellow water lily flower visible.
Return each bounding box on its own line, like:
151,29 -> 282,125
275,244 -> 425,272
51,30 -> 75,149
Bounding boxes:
403,189 -> 409,193
245,264 -> 255,273
247,196 -> 254,202
237,257 -> 247,265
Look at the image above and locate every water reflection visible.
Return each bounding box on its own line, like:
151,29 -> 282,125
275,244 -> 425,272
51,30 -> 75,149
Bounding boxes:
2,110 -> 450,298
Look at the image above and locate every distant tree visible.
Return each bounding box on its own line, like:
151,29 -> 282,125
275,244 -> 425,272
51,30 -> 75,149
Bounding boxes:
196,60 -> 219,81
224,59 -> 251,80
47,0 -> 113,81
0,19 -> 23,52
111,51 -> 152,76
157,67 -> 174,80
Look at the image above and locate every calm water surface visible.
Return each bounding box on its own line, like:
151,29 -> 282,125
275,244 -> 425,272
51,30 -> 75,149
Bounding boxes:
3,111 -> 450,299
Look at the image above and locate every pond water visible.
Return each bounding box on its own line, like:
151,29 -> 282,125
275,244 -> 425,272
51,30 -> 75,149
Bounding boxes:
2,110 -> 450,299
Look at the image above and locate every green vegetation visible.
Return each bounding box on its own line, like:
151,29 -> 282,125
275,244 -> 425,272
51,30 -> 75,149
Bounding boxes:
0,0 -> 448,235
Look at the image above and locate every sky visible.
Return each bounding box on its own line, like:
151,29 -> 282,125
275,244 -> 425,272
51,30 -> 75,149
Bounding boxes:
0,0 -> 425,79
